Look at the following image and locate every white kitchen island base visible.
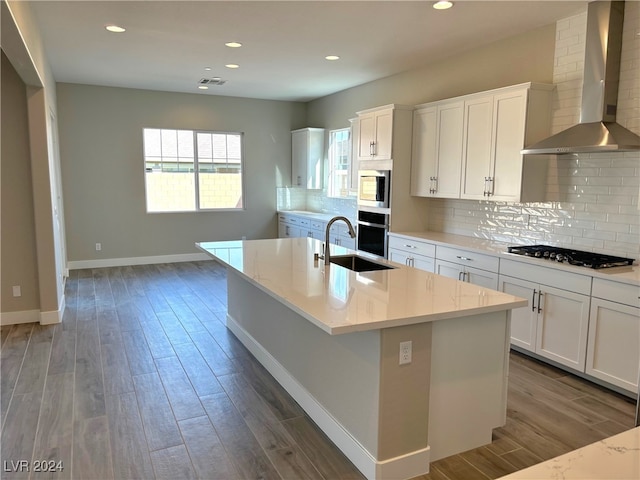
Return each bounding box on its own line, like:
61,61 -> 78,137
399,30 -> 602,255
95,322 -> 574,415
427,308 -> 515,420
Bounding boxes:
225,268 -> 511,479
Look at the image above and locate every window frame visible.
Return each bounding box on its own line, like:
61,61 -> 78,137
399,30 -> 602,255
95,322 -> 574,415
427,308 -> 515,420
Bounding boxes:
327,127 -> 351,199
143,127 -> 246,213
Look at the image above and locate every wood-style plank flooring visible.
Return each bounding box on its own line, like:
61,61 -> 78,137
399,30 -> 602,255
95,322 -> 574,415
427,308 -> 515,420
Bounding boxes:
0,261 -> 636,480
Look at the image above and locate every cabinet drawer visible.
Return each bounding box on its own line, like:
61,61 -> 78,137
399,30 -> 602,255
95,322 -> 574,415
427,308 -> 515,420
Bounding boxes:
436,246 -> 499,272
388,236 -> 436,257
288,216 -> 309,227
592,278 -> 640,308
310,220 -> 325,230
500,259 -> 591,295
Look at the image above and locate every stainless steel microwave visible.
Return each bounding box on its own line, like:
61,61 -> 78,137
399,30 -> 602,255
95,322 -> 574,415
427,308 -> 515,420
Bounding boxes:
357,170 -> 390,208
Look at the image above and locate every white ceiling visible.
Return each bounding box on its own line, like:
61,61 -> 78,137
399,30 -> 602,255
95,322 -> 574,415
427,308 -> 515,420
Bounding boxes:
28,1 -> 587,102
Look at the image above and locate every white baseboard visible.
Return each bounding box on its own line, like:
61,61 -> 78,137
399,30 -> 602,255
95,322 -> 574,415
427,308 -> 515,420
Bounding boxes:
40,294 -> 65,325
0,309 -> 40,326
2,295 -> 65,326
226,313 -> 431,480
67,252 -> 211,270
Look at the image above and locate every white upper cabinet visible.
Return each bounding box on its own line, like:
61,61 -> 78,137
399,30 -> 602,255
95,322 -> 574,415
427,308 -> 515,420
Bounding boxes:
292,128 -> 324,189
356,106 -> 394,161
411,83 -> 554,202
411,101 -> 464,198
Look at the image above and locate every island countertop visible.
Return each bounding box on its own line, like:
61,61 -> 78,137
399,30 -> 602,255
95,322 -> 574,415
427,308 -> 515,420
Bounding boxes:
196,238 -> 527,335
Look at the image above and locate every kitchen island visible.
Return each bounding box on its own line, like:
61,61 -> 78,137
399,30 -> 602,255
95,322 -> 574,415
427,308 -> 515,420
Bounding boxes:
197,238 -> 527,480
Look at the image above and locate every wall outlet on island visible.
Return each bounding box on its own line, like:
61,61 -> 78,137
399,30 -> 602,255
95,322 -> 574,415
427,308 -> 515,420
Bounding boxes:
95,243 -> 102,251
399,341 -> 412,365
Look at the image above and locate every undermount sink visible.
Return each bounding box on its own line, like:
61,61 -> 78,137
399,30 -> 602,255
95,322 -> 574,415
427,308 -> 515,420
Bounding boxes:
329,255 -> 395,272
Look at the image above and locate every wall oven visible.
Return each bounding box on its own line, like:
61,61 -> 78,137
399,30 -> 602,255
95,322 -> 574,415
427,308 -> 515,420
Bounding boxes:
357,210 -> 389,258
357,170 -> 390,209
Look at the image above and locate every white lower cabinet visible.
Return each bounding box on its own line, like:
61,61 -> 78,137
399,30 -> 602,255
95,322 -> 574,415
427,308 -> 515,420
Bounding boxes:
499,260 -> 591,372
585,279 -> 640,394
435,260 -> 498,289
278,213 -> 356,249
278,215 -> 301,238
388,235 -> 436,272
434,246 -> 499,289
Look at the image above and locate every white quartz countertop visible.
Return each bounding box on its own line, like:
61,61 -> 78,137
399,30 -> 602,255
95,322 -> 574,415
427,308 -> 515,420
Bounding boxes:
498,427 -> 640,480
196,238 -> 527,335
390,231 -> 640,287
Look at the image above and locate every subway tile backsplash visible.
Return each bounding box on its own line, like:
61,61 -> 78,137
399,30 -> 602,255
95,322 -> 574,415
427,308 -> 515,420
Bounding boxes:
276,187 -> 357,220
427,151 -> 640,259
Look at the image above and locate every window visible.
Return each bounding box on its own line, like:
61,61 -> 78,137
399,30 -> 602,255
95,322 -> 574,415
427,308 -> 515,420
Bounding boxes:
327,128 -> 351,198
143,128 -> 244,212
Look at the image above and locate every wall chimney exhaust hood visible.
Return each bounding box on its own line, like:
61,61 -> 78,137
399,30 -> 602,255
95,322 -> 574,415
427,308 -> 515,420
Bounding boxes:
522,1 -> 640,155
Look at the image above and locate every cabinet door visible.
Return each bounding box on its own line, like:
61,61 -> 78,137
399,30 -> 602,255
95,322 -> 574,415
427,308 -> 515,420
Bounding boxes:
465,266 -> 498,290
500,276 -> 537,351
435,259 -> 462,280
357,112 -> 376,160
278,220 -> 288,238
410,106 -> 438,197
373,109 -> 393,160
490,89 -> 527,201
412,256 -> 435,273
389,248 -> 410,266
390,249 -> 434,272
292,129 -> 323,189
461,96 -> 494,199
281,224 -> 301,238
434,102 -> 464,198
536,286 -> 590,371
291,130 -> 307,187
586,299 -> 639,393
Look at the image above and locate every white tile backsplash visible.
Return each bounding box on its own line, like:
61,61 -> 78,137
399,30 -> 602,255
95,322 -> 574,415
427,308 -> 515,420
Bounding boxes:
426,5 -> 640,260
276,187 -> 357,220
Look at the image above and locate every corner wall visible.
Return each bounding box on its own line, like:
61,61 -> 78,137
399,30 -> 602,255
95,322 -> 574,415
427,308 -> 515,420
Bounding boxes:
2,1 -> 66,324
0,51 -> 40,321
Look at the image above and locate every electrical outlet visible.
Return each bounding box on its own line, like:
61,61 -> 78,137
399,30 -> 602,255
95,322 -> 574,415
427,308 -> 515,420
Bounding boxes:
95,243 -> 102,251
12,285 -> 21,297
399,340 -> 412,365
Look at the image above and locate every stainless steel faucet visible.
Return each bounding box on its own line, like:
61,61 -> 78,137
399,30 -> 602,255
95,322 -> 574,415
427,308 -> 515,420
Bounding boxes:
324,216 -> 356,266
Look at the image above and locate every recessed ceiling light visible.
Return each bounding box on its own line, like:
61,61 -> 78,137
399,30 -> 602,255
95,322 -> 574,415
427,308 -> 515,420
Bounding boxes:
225,64 -> 239,69
198,85 -> 209,90
433,1 -> 453,10
225,42 -> 242,48
105,24 -> 126,33
325,55 -> 340,61
204,67 -> 212,71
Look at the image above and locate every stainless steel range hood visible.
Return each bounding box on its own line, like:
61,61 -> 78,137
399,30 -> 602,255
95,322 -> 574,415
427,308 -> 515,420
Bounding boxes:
522,1 -> 640,155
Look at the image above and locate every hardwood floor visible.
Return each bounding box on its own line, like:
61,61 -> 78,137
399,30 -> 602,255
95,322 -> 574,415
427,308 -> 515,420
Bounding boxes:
0,261 -> 635,480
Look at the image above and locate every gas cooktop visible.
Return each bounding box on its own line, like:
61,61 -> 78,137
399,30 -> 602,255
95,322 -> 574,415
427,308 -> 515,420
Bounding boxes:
507,245 -> 635,269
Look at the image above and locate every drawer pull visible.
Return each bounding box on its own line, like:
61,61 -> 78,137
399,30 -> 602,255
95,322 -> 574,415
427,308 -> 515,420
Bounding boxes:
404,244 -> 418,249
456,256 -> 472,261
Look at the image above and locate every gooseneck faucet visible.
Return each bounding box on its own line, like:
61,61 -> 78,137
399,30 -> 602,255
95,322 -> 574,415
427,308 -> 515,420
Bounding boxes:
324,216 -> 357,266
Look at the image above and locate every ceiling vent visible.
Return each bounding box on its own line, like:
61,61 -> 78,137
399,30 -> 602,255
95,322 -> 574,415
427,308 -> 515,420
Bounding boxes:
198,77 -> 226,86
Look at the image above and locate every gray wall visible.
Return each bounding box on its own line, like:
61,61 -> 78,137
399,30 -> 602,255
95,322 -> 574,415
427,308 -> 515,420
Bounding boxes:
307,24 -> 556,132
1,51 -> 40,313
57,84 -> 306,263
